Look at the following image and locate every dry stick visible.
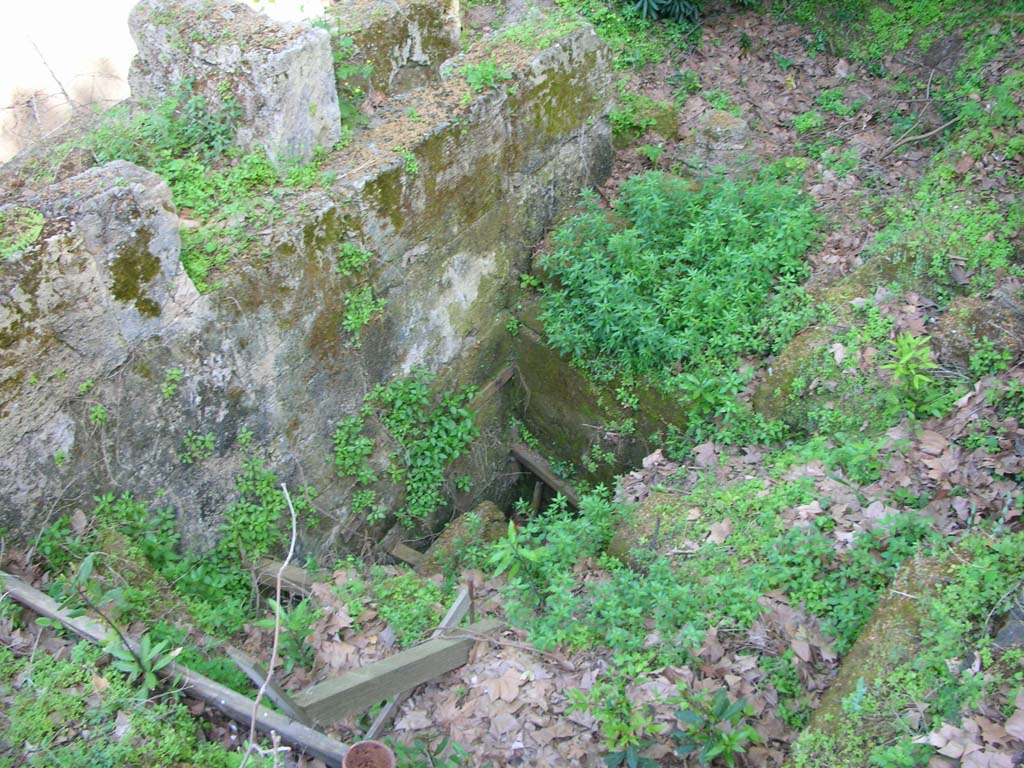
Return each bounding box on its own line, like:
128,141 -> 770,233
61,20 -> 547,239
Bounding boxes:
240,484 -> 299,768
879,116 -> 961,160
29,39 -> 73,106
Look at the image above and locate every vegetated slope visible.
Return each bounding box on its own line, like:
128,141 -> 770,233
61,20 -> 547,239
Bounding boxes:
384,1 -> 1024,766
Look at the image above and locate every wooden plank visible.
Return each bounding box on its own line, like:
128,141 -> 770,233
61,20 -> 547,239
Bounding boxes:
469,366 -> 515,410
256,558 -> 327,596
0,572 -> 348,766
226,645 -> 312,725
294,617 -> 502,724
364,587 -> 473,739
510,442 -> 580,508
387,542 -> 424,568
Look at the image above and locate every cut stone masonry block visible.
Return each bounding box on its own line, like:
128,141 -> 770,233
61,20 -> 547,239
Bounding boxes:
128,0 -> 342,164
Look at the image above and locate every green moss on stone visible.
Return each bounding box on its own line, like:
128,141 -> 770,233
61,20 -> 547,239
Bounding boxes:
110,231 -> 161,318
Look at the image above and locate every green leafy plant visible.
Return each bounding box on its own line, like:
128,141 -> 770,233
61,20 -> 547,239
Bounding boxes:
567,676 -> 664,767
461,59 -> 514,92
342,287 -> 387,346
336,242 -> 372,276
333,416 -> 377,484
637,144 -> 664,166
631,0 -> 700,25
161,368 -> 184,399
609,87 -> 671,140
255,598 -> 321,673
0,206 -> 45,258
792,109 -> 826,133
539,171 -> 819,380
178,430 -> 215,464
106,632 -> 181,700
673,687 -> 760,767
881,333 -> 938,407
373,570 -> 445,647
390,736 -> 473,767
815,87 -> 862,117
89,404 -> 109,426
489,520 -> 549,579
312,19 -> 372,129
392,145 -> 420,175
968,337 -> 1014,379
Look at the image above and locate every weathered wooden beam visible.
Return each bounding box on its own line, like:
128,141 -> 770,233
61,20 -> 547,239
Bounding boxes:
469,365 -> 516,410
510,442 -> 580,508
387,542 -> 425,568
294,617 -> 502,725
226,645 -> 312,726
364,587 -> 473,739
0,572 -> 348,766
256,558 -> 327,596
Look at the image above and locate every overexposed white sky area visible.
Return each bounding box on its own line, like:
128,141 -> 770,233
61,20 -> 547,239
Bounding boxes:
0,0 -> 328,162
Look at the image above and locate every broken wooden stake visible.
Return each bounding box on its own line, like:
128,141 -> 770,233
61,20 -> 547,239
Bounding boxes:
0,572 -> 349,766
510,442 -> 581,508
294,617 -> 502,725
226,645 -> 312,726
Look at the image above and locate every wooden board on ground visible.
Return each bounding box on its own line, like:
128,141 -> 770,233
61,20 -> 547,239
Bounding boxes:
294,616 -> 502,724
256,558 -> 327,596
387,541 -> 424,567
510,442 -> 581,508
364,587 -> 473,739
0,572 -> 348,766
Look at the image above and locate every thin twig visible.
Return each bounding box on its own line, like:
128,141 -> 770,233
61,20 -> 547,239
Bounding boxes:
879,116 -> 961,160
28,39 -> 75,112
240,484 -> 299,768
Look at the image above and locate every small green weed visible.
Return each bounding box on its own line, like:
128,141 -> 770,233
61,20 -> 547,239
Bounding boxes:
461,59 -> 513,92
792,110 -> 826,133
178,430 -> 215,465
0,206 -> 44,258
105,632 -> 181,700
609,86 -> 672,140
392,145 -> 420,175
567,676 -> 664,765
89,404 -> 109,426
161,368 -> 183,399
673,687 -> 760,767
255,598 -> 321,673
373,570 -> 445,646
969,338 -> 1013,379
815,87 -> 862,117
342,287 -> 386,346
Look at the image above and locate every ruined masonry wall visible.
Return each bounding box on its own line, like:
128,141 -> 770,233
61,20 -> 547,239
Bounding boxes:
0,3 -> 613,556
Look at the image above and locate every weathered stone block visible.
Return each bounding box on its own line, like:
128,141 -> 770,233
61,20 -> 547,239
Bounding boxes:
128,0 -> 341,164
327,0 -> 461,97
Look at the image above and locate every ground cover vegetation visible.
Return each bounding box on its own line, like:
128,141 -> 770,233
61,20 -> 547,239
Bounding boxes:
4,0 -> 1024,764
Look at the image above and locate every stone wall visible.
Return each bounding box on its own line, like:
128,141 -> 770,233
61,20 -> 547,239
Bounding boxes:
0,3 -> 614,557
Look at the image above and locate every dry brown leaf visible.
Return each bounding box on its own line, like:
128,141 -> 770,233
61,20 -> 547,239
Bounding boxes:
707,518 -> 733,544
71,509 -> 89,535
1003,708 -> 1024,740
482,668 -> 523,703
694,442 -> 719,469
395,708 -> 433,730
